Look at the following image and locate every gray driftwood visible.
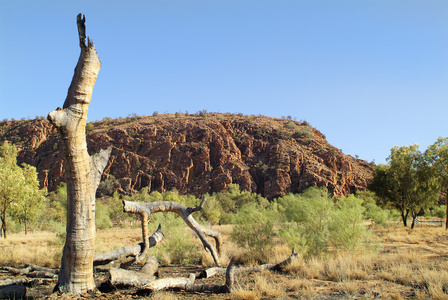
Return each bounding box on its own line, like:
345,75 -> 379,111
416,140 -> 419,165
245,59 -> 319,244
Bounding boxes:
200,248 -> 300,279
123,196 -> 223,266
143,262 -> 235,293
0,265 -> 58,279
108,256 -> 159,288
93,224 -> 164,266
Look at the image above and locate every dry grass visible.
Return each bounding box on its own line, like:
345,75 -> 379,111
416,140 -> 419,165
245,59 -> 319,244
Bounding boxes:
0,231 -> 61,268
1,224 -> 448,299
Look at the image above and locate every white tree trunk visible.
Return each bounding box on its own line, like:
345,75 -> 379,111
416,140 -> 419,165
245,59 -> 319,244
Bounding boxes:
47,14 -> 110,294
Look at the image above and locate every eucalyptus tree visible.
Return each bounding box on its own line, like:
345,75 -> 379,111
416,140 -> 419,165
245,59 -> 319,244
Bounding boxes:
10,164 -> 47,234
0,141 -> 24,238
425,137 -> 448,229
0,141 -> 46,237
369,144 -> 439,228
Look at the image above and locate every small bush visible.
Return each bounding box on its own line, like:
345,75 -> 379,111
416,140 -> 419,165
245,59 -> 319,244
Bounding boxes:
294,128 -> 311,139
285,121 -> 297,129
230,203 -> 278,263
86,123 -> 94,133
431,205 -> 446,219
148,214 -> 201,264
96,201 -> 113,230
331,195 -> 369,251
363,202 -> 391,226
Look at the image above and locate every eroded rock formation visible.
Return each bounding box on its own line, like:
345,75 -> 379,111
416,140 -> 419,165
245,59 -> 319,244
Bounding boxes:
0,113 -> 373,199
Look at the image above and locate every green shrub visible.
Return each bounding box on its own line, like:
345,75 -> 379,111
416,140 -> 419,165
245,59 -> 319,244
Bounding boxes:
363,202 -> 391,226
277,187 -> 371,256
285,121 -> 297,129
96,201 -> 113,230
294,128 -> 311,139
147,214 -> 201,265
230,203 -> 278,262
86,123 -> 94,133
431,205 -> 446,219
331,195 -> 369,251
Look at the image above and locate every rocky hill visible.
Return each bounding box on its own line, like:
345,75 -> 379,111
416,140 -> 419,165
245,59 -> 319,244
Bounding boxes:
0,113 -> 373,199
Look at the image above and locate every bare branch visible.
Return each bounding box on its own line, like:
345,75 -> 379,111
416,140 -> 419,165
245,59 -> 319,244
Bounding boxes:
123,199 -> 222,266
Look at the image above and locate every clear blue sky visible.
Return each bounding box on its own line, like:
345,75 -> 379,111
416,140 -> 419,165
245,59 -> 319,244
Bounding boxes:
1,1 -> 447,164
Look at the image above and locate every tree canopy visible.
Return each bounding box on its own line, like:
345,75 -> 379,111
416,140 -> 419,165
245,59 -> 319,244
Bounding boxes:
0,141 -> 46,237
369,144 -> 440,228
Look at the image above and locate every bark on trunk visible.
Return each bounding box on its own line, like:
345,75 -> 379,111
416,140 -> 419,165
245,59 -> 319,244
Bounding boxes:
123,197 -> 222,266
47,13 -> 110,294
401,210 -> 408,227
1,212 -> 7,238
445,188 -> 448,230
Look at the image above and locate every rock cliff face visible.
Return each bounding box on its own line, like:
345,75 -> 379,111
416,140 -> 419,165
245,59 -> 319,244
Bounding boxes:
0,113 -> 373,199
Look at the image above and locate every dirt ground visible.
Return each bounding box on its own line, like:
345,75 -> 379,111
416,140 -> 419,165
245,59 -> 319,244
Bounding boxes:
1,224 -> 448,299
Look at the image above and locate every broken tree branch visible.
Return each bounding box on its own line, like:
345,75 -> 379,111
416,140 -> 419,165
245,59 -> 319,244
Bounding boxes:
199,248 -> 299,279
108,256 -> 159,288
123,197 -> 222,267
141,261 -> 235,293
0,265 -> 58,279
93,224 -> 164,266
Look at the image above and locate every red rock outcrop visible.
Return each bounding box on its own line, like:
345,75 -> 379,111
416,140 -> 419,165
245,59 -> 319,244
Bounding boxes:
0,114 -> 373,199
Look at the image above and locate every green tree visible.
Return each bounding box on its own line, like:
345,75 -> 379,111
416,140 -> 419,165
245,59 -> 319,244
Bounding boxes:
0,141 -> 23,238
369,144 -> 439,228
425,137 -> 448,229
0,141 -> 47,237
10,164 -> 47,234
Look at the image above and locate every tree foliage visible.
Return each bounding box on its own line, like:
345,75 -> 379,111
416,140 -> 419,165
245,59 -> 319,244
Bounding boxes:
369,144 -> 439,228
0,141 -> 47,237
425,137 -> 448,229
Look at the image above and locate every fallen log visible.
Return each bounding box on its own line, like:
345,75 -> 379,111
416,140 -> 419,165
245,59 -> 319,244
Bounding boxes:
108,256 -> 158,288
142,262 -> 235,293
0,265 -> 58,279
199,248 -> 300,278
123,196 -> 223,266
24,264 -> 58,274
93,224 -> 164,266
0,284 -> 26,299
0,278 -> 54,287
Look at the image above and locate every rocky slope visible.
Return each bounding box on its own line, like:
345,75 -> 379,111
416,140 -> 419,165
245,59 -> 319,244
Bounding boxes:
0,113 -> 373,199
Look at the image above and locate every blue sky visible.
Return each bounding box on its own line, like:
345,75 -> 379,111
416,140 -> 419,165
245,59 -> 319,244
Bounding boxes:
1,1 -> 447,164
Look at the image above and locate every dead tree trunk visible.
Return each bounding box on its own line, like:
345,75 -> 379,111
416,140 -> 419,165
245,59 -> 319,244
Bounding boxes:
200,248 -> 300,279
108,257 -> 159,288
123,197 -> 223,266
47,14 -> 110,294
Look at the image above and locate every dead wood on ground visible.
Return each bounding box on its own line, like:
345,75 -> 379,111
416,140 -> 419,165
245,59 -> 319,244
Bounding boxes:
123,196 -> 223,266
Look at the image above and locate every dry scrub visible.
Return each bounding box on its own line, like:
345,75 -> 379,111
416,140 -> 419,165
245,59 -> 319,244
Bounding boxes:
1,225 -> 448,299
